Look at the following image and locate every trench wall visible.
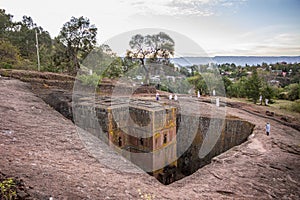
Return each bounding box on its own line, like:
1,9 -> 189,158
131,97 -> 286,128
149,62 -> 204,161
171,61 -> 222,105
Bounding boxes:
176,114 -> 255,176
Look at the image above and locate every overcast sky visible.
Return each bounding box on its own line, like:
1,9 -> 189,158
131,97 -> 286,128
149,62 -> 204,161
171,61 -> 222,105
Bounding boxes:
2,0 -> 300,56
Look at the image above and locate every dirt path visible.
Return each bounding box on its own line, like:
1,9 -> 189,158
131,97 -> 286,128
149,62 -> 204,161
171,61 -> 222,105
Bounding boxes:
0,78 -> 299,199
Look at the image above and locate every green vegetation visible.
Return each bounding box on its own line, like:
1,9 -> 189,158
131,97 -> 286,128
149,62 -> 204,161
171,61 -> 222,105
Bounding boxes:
0,178 -> 17,200
57,16 -> 97,74
103,57 -> 124,78
0,9 -> 299,106
220,62 -> 300,103
186,62 -> 300,109
77,73 -> 102,87
278,99 -> 300,113
0,9 -> 97,74
0,10 -> 52,70
244,69 -> 262,104
285,83 -> 300,101
0,40 -> 21,68
187,72 -> 208,95
126,32 -> 175,84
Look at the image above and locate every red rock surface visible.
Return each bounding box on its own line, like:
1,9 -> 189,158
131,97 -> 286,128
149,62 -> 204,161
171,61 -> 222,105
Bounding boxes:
0,77 -> 299,199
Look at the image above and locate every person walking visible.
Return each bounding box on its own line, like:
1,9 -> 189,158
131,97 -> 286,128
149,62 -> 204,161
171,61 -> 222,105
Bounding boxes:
265,122 -> 270,136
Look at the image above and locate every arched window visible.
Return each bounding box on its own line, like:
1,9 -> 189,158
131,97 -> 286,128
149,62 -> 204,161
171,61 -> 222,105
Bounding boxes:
140,138 -> 144,146
163,134 -> 167,144
118,137 -> 122,146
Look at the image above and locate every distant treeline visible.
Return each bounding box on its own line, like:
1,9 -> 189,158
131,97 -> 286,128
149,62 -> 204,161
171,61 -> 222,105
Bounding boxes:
172,56 -> 300,67
183,62 -> 300,107
0,9 -> 98,74
1,9 -> 299,107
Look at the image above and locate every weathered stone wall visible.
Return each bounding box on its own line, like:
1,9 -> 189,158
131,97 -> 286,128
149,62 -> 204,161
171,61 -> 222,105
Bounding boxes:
98,82 -> 156,95
177,115 -> 255,177
37,87 -> 255,184
73,99 -> 178,175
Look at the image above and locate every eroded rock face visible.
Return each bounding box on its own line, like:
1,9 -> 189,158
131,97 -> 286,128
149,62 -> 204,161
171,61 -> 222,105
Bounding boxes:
43,90 -> 73,121
1,72 -> 300,199
10,69 -> 253,185
177,115 -> 255,178
46,91 -> 254,185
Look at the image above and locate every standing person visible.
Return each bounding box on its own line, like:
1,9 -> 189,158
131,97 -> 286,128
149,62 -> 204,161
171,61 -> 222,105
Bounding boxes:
174,94 -> 178,101
265,98 -> 269,105
156,92 -> 160,101
169,94 -> 173,100
265,122 -> 270,136
259,95 -> 262,105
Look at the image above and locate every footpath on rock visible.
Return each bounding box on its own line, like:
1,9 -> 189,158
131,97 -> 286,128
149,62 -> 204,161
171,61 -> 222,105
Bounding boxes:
0,70 -> 299,199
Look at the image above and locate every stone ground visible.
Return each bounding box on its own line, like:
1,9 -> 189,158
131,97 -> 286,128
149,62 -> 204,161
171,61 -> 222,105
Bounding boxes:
0,77 -> 299,199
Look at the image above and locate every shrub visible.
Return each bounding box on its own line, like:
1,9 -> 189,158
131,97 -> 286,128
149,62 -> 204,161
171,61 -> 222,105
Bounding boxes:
0,40 -> 21,67
0,178 -> 17,200
287,83 -> 300,101
78,73 -> 102,87
278,91 -> 288,100
280,100 -> 300,113
290,100 -> 300,113
0,62 -> 12,69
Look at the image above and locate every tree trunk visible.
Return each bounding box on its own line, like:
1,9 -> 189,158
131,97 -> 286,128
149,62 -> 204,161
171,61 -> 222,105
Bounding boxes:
141,58 -> 150,85
144,65 -> 150,85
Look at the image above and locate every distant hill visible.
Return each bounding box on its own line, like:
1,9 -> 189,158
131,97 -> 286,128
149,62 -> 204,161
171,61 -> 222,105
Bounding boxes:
171,56 -> 300,67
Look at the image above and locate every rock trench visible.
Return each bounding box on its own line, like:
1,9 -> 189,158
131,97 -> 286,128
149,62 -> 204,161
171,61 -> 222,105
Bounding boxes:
35,85 -> 255,185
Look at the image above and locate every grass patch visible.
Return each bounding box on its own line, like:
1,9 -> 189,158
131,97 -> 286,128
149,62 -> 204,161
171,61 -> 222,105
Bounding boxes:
228,98 -> 300,121
278,100 -> 300,113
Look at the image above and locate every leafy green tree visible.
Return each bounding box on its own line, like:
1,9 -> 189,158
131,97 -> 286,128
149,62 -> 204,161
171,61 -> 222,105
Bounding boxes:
103,57 -> 124,78
261,84 -> 276,104
180,67 -> 191,77
287,83 -> 300,101
49,37 -> 69,72
0,40 -> 20,68
222,76 -> 232,94
10,16 -> 37,59
227,76 -> 248,98
126,32 -> 174,84
227,84 -> 237,98
122,56 -> 140,74
245,69 -> 262,104
81,44 -> 124,77
58,16 -> 97,73
6,15 -> 52,69
37,29 -> 52,68
0,9 -> 14,39
230,63 -> 236,70
187,72 -> 208,95
190,65 -> 198,76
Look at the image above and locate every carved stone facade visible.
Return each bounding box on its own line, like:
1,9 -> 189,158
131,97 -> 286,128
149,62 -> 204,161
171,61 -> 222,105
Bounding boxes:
73,97 -> 254,185
74,98 -> 177,184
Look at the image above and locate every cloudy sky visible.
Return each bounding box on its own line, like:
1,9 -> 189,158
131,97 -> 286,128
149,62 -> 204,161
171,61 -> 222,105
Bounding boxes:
2,0 -> 300,56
